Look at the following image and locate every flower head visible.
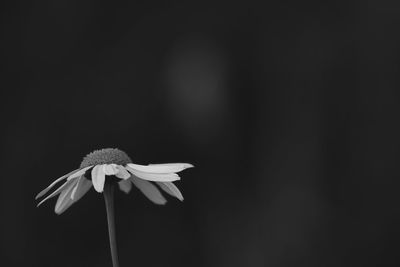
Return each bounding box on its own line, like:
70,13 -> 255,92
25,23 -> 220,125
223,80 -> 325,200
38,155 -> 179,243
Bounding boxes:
36,148 -> 193,214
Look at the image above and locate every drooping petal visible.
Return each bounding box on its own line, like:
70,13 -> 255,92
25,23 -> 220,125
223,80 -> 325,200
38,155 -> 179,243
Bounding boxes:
37,179 -> 76,207
35,168 -> 82,199
71,176 -> 92,200
103,164 -> 118,176
71,177 -> 82,200
157,182 -> 184,201
57,177 -> 92,214
72,178 -> 92,202
67,166 -> 93,181
118,179 -> 132,194
54,178 -> 79,214
131,177 -> 167,205
91,165 -> 106,192
115,165 -> 131,180
56,197 -> 75,215
126,166 -> 180,182
127,163 -> 193,174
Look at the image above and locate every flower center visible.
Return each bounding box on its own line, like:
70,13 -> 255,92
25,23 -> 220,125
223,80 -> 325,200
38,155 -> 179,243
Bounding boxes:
80,148 -> 132,168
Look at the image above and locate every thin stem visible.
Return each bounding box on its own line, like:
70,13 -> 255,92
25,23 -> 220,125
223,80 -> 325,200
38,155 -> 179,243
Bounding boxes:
104,182 -> 120,267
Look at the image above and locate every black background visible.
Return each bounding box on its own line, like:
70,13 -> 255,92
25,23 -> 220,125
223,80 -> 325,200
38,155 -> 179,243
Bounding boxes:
1,1 -> 400,266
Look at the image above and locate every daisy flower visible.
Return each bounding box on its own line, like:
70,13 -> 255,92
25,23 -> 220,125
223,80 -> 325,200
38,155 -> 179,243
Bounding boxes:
36,148 -> 193,213
36,148 -> 193,267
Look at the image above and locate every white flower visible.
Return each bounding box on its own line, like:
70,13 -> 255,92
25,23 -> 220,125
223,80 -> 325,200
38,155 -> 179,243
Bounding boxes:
36,148 -> 193,214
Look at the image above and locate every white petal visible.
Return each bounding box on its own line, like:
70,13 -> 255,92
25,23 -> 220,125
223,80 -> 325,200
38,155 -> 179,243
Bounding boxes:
56,178 -> 91,215
55,179 -> 79,214
118,179 -> 132,193
70,179 -> 81,200
67,166 -> 93,181
103,164 -> 118,175
91,165 -> 105,193
35,168 -> 82,199
126,166 -> 180,182
56,198 -> 75,215
157,182 -> 184,201
127,163 -> 193,174
131,177 -> 167,205
72,178 -> 92,202
37,179 -> 76,207
115,165 -> 131,180
71,177 -> 92,200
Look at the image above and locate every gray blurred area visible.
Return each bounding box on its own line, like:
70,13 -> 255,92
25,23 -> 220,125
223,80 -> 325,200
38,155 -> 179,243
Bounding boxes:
1,1 -> 400,266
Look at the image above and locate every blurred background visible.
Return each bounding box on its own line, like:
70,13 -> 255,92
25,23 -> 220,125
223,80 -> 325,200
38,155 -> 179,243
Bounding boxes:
1,1 -> 400,266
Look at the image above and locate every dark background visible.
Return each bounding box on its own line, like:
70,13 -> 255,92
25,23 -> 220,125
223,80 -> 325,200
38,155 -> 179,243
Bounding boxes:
1,1 -> 400,266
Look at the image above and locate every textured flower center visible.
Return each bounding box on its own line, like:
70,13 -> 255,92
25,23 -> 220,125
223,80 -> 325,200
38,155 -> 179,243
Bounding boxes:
80,148 -> 132,168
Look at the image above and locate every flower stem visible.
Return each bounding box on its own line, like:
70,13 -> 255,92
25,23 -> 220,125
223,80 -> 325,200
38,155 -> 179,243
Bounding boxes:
104,182 -> 120,267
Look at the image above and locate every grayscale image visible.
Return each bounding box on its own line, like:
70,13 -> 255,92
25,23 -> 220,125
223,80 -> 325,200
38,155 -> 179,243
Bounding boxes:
1,1 -> 399,267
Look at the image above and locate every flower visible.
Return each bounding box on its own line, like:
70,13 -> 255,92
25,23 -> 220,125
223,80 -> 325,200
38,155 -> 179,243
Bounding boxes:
36,148 -> 193,214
